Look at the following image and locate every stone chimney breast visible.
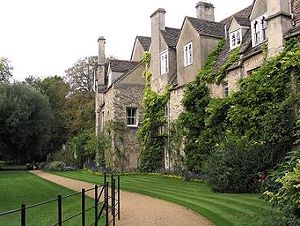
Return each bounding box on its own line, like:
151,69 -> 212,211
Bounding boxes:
150,8 -> 166,32
196,1 -> 215,21
97,36 -> 106,65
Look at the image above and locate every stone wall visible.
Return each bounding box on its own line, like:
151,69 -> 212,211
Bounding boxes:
293,0 -> 300,26
169,86 -> 185,121
104,83 -> 145,170
209,51 -> 265,98
243,52 -> 265,76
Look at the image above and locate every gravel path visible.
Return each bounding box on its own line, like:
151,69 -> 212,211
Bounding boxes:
31,170 -> 213,226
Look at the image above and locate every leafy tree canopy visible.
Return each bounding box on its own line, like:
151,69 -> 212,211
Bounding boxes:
0,83 -> 53,161
0,58 -> 13,82
65,56 -> 97,93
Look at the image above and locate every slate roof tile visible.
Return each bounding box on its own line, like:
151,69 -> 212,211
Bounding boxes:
187,17 -> 225,38
161,27 -> 181,48
137,36 -> 151,51
220,5 -> 253,28
109,59 -> 139,73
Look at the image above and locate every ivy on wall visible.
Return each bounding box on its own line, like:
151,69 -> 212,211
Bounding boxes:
138,52 -> 171,172
180,37 -> 300,192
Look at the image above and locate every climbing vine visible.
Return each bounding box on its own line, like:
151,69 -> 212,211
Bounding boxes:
104,120 -> 128,171
180,37 -> 300,193
138,52 -> 171,172
215,46 -> 240,84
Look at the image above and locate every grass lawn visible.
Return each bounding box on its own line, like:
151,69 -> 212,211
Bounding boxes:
0,171 -> 97,226
53,170 -> 274,226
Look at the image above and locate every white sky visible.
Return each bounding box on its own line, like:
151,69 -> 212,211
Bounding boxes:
0,0 -> 253,81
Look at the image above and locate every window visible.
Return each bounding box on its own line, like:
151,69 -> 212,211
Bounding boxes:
262,16 -> 267,41
223,82 -> 229,97
160,51 -> 169,75
230,30 -> 242,49
126,107 -> 138,127
184,42 -> 193,66
251,15 -> 267,46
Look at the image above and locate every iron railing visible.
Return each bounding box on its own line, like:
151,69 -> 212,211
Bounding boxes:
0,173 -> 120,226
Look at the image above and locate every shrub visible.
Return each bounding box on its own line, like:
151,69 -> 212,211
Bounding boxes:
46,161 -> 66,171
207,136 -> 270,193
52,145 -> 76,166
264,147 -> 300,221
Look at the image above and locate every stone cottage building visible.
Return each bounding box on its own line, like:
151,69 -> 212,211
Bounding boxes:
95,0 -> 300,170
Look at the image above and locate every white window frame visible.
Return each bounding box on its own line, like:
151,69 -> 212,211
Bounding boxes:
230,29 -> 242,50
126,107 -> 138,127
251,14 -> 268,47
184,42 -> 193,67
160,50 -> 169,75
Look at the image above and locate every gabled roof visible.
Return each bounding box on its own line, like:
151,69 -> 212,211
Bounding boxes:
220,5 -> 253,28
136,36 -> 151,51
114,62 -> 144,84
161,27 -> 181,48
187,17 -> 225,38
234,16 -> 251,27
109,59 -> 139,73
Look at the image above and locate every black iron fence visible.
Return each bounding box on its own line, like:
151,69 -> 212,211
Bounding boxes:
0,174 -> 120,226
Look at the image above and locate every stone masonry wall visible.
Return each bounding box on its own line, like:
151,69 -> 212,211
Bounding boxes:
169,86 -> 185,121
109,83 -> 145,170
293,0 -> 300,27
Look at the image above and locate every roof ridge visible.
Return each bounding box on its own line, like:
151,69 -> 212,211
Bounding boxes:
109,59 -> 139,63
220,5 -> 253,24
165,26 -> 181,31
137,35 -> 151,38
186,16 -> 224,25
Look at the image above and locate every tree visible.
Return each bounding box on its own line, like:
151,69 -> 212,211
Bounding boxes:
0,58 -> 13,82
64,91 -> 95,135
0,83 -> 53,161
65,56 -> 97,93
24,75 -> 70,153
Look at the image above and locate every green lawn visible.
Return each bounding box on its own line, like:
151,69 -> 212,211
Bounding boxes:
53,170 -> 274,226
0,171 -> 98,226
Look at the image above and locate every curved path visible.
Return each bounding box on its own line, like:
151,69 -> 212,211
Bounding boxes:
31,170 -> 213,226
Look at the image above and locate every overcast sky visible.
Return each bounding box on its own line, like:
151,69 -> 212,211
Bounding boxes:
0,0 -> 253,81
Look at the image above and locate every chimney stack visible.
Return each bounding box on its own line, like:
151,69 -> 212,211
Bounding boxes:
196,1 -> 215,21
151,8 -> 166,39
150,8 -> 166,79
96,36 -> 106,135
97,36 -> 106,91
98,36 -> 106,65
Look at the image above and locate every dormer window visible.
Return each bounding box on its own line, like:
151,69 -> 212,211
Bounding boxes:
230,30 -> 242,50
251,15 -> 267,46
160,50 -> 169,75
184,42 -> 193,67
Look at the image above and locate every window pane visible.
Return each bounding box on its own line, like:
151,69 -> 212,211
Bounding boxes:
232,33 -> 236,46
189,43 -> 192,64
236,31 -> 241,45
127,107 -> 137,126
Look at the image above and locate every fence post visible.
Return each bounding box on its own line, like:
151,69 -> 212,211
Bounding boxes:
112,178 -> 115,226
94,185 -> 98,226
58,195 -> 62,226
104,173 -> 107,186
21,204 -> 26,226
117,175 -> 120,220
111,175 -> 114,216
82,189 -> 85,226
105,182 -> 109,226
